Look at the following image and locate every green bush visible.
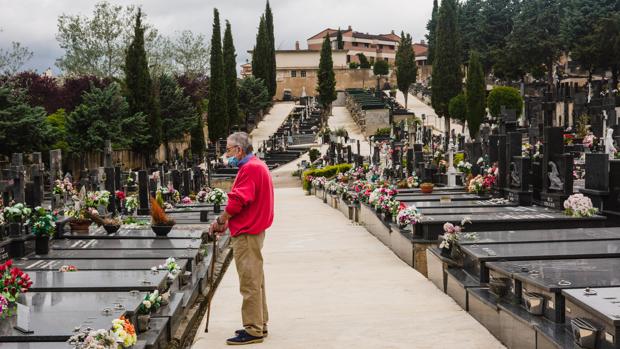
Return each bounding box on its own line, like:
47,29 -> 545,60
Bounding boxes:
448,93 -> 467,123
374,127 -> 391,136
487,86 -> 523,119
454,152 -> 464,165
309,148 -> 321,162
302,163 -> 352,190
349,62 -> 360,69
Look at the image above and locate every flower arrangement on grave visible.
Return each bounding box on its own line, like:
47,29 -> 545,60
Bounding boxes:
346,167 -> 366,181
59,265 -> 78,272
206,188 -> 227,205
196,190 -> 208,203
341,190 -> 360,205
311,176 -> 327,189
336,172 -> 349,183
563,193 -> 598,217
439,218 -> 476,258
149,197 -> 175,237
53,178 -> 74,195
115,191 -> 126,202
112,315 -> 137,348
563,133 -> 575,145
31,206 -> 56,251
582,133 -> 596,149
438,160 -> 448,173
368,187 -> 397,208
406,174 -> 419,188
522,143 -> 532,157
138,290 -> 163,315
0,259 -> 32,304
380,199 -> 403,218
348,179 -> 366,194
396,205 -> 422,229
0,294 -> 8,318
86,190 -> 111,208
181,196 -> 192,204
457,161 -> 473,176
3,203 -> 31,225
68,327 -> 117,349
154,257 -> 182,280
468,175 -> 485,194
365,165 -> 381,183
124,195 -> 138,214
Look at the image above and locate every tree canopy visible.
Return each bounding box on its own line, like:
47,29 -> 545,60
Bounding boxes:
395,32 -> 417,108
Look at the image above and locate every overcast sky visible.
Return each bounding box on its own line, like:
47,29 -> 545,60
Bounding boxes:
0,0 -> 433,74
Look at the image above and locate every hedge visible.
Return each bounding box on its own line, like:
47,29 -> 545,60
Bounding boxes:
302,163 -> 352,190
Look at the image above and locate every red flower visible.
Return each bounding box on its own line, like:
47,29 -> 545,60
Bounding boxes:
115,191 -> 126,201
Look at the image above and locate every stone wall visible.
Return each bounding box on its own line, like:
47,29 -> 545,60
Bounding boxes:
275,68 -> 397,100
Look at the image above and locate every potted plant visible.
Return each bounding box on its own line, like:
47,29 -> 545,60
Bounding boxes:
0,259 -> 32,314
420,182 -> 434,194
149,197 -> 176,237
396,205 -> 422,232
136,290 -> 163,332
206,188 -> 227,214
31,207 -> 56,255
102,217 -> 122,234
3,204 -> 31,237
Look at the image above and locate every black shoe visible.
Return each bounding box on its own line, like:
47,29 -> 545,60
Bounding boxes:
235,328 -> 268,338
227,330 -> 264,345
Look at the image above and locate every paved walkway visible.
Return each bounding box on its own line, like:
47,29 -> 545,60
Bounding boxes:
250,102 -> 296,151
192,188 -> 504,349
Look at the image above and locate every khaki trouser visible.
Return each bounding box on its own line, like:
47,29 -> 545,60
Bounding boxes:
232,232 -> 268,337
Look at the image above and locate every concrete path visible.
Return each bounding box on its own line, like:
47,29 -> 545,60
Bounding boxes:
192,188 -> 504,349
327,106 -> 371,157
396,91 -> 444,134
250,102 -> 296,151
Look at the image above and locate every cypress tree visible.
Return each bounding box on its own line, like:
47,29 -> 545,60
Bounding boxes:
431,0 -> 462,146
316,35 -> 336,124
465,51 -> 485,140
207,8 -> 228,142
252,16 -> 269,94
190,114 -> 206,159
223,20 -> 240,132
336,28 -> 344,49
395,31 -> 417,108
125,8 -> 158,155
265,1 -> 276,98
425,0 -> 439,63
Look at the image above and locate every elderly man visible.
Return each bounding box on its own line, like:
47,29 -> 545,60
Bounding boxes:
210,132 -> 274,345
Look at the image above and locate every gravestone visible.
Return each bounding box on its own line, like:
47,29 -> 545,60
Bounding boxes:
406,149 -> 413,176
193,167 -> 202,193
114,166 -> 121,192
49,150 -> 62,207
171,170 -> 181,192
104,167 -> 116,214
581,153 -> 610,211
182,169 -> 191,197
540,127 -> 573,209
138,170 -> 150,215
372,146 -> 380,165
346,145 -> 352,164
507,156 -> 532,205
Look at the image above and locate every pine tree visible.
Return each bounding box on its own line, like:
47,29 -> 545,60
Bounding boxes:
316,35 -> 336,123
465,51 -> 486,140
431,0 -> 462,146
124,8 -> 158,155
265,1 -> 276,98
223,20 -> 240,132
207,8 -> 228,142
395,31 -> 417,108
425,0 -> 439,64
336,28 -> 344,49
159,74 -> 198,160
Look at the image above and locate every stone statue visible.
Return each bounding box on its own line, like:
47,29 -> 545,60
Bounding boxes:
605,127 -> 616,160
510,162 -> 520,187
548,161 -> 563,190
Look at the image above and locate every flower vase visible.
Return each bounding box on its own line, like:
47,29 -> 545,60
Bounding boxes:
8,223 -> 21,237
137,314 -> 150,333
35,235 -> 50,255
214,203 -> 221,214
384,212 -> 392,223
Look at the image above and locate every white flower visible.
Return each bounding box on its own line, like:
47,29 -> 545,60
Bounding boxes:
142,300 -> 152,309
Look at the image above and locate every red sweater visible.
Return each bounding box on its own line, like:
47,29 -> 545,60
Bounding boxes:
225,156 -> 274,237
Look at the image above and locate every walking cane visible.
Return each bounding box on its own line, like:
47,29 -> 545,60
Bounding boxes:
204,227 -> 218,333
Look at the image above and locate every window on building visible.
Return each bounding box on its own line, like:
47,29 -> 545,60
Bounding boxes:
378,44 -> 383,49
352,42 -> 358,47
291,70 -> 296,78
346,55 -> 351,63
364,43 -> 370,48
301,70 -> 306,77
389,45 -> 394,50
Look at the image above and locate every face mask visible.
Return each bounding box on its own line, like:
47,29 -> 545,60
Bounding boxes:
228,156 -> 239,167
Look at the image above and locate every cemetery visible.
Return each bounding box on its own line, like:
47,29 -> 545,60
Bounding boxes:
2,0 -> 620,348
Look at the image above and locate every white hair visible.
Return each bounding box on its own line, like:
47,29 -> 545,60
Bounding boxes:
227,132 -> 252,153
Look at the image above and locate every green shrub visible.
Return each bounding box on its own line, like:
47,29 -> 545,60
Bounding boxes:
349,62 -> 360,69
302,163 -> 352,190
374,127 -> 391,136
454,152 -> 464,165
487,86 -> 523,119
448,93 -> 467,124
309,148 -> 321,162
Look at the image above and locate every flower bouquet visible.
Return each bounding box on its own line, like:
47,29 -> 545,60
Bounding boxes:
68,328 -> 117,349
563,193 -> 598,217
149,197 -> 176,237
52,178 -> 74,195
181,196 -> 192,204
468,175 -> 485,194
396,205 -> 422,229
124,195 -> 138,214
3,203 -> 32,237
457,161 -> 473,176
112,315 -> 137,348
31,206 -> 57,254
206,188 -> 227,213
136,290 -> 163,332
196,190 -> 208,203
380,199 -> 402,222
0,260 -> 32,312
155,257 -> 182,280
0,294 -> 8,319
59,265 -> 78,272
406,175 -> 419,188
439,218 -> 476,259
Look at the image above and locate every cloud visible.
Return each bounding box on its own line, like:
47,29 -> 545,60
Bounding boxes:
0,0 -> 433,74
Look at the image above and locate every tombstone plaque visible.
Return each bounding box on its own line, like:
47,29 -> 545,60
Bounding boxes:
138,170 -> 150,215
